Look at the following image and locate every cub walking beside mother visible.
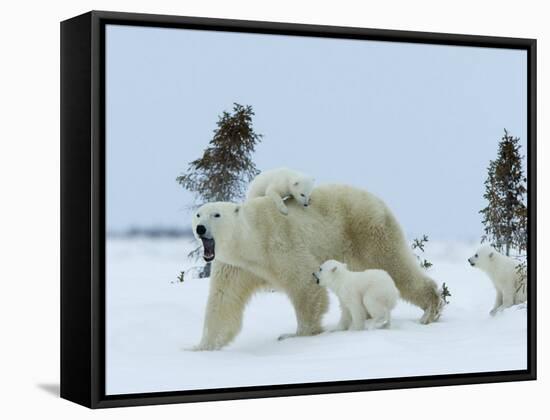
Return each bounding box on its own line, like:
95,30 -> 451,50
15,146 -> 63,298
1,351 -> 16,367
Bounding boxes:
313,260 -> 399,331
246,167 -> 315,215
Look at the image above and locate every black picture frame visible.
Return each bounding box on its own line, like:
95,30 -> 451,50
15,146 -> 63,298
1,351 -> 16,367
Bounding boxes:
60,10 -> 537,409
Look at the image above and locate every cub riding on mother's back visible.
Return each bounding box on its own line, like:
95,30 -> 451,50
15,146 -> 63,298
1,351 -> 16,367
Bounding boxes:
246,167 -> 315,215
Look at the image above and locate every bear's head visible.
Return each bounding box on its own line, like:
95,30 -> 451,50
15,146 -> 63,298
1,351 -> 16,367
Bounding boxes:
468,245 -> 496,269
289,175 -> 315,207
312,259 -> 347,287
192,202 -> 240,263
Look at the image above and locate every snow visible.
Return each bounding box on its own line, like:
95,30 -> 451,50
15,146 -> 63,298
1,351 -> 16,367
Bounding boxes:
106,238 -> 527,395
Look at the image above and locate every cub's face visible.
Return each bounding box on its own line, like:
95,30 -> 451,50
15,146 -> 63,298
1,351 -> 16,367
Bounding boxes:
312,259 -> 342,286
468,245 -> 494,269
192,202 -> 239,262
289,176 -> 315,207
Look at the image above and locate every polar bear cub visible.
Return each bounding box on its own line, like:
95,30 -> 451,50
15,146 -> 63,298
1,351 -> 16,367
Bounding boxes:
468,245 -> 527,316
313,260 -> 399,331
247,168 -> 315,215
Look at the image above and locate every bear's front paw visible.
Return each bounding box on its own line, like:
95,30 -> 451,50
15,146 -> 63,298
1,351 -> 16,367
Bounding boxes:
186,342 -> 222,351
489,308 -> 502,317
277,333 -> 296,341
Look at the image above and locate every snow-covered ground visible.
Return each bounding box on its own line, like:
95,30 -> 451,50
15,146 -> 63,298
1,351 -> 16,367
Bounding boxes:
106,238 -> 527,395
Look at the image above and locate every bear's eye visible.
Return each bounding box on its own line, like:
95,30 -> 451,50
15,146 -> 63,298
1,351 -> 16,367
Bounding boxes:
475,254 -> 478,258
213,213 -> 221,218
300,193 -> 305,197
319,268 -> 322,272
196,214 -> 200,218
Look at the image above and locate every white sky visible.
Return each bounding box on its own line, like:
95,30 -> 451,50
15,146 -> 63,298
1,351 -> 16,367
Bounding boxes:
106,24 -> 527,241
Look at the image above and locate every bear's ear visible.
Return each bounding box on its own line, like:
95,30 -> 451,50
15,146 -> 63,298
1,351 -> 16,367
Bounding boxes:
331,266 -> 337,273
489,252 -> 494,258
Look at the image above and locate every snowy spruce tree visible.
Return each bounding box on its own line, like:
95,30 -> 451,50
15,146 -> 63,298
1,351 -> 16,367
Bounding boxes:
177,103 -> 262,277
479,129 -> 527,256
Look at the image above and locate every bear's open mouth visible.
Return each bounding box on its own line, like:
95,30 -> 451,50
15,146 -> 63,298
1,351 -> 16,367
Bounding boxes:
201,237 -> 215,262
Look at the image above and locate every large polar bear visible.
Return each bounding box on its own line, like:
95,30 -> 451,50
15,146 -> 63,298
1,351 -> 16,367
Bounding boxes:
246,167 -> 315,215
192,184 -> 444,350
468,245 -> 527,315
313,260 -> 399,331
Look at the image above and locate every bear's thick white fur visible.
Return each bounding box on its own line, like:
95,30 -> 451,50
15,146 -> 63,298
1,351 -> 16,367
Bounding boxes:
247,167 -> 315,215
314,260 -> 399,331
192,184 -> 444,350
468,245 -> 527,315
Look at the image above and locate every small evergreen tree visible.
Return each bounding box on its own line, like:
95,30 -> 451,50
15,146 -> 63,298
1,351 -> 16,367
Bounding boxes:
177,103 -> 262,276
480,129 -> 527,256
177,103 -> 262,204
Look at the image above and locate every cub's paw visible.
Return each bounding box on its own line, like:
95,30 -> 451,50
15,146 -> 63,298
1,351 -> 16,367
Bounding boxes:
328,323 -> 350,332
278,206 -> 289,215
328,327 -> 346,333
349,324 -> 365,331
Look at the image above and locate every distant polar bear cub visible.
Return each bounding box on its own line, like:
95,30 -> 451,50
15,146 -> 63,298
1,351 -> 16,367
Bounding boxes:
247,167 -> 315,215
468,245 -> 527,316
313,260 -> 399,331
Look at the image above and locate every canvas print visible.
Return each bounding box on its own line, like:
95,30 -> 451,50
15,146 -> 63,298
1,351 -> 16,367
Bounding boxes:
105,24 -> 528,395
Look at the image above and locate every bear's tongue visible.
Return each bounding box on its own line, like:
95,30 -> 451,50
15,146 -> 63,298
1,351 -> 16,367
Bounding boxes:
201,238 -> 215,262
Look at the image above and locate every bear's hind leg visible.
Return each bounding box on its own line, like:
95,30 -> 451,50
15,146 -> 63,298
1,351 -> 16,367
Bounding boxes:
369,227 -> 444,324
396,270 -> 444,325
419,297 -> 444,324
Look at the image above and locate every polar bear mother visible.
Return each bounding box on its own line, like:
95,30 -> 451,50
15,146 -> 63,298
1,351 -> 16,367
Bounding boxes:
191,184 -> 444,350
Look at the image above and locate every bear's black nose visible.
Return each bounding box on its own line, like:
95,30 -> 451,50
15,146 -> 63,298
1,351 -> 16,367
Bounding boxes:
196,225 -> 207,236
